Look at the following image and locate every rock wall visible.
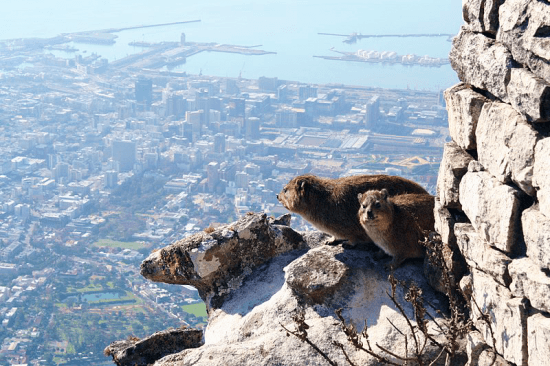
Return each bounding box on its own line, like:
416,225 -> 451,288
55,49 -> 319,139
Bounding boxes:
438,1 -> 550,365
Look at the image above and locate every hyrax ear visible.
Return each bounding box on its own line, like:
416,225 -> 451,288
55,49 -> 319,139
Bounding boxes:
357,193 -> 363,201
298,180 -> 307,191
381,189 -> 389,200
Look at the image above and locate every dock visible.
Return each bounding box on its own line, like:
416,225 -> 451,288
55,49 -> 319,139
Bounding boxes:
318,32 -> 455,44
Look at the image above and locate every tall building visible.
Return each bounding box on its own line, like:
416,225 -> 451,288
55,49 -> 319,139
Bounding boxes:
299,85 -> 318,100
245,117 -> 260,140
365,95 -> 380,129
214,133 -> 226,153
112,140 -> 136,172
135,78 -> 153,109
207,162 -> 219,193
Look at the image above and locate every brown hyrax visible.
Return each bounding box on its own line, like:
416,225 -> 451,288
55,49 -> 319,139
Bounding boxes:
358,189 -> 435,270
277,174 -> 429,245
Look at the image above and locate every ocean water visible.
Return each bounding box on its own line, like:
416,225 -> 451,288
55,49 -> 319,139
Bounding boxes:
0,0 -> 463,90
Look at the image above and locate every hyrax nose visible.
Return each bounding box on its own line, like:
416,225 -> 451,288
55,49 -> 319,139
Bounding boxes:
367,210 -> 374,220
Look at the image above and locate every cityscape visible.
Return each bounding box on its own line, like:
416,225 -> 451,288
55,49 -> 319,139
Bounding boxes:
0,26 -> 449,365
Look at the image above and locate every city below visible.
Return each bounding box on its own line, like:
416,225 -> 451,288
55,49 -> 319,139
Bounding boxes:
0,27 -> 449,365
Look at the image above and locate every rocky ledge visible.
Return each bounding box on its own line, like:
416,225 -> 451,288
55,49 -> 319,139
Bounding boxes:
105,212 -> 462,366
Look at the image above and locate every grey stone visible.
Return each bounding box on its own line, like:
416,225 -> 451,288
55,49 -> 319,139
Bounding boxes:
509,257 -> 550,313
522,205 -> 550,270
470,269 -> 528,366
507,67 -> 550,123
436,141 -> 474,209
462,0 -> 504,35
459,171 -> 524,254
444,83 -> 490,150
497,0 -> 550,84
434,199 -> 457,247
528,313 -> 550,366
534,137 -> 550,217
465,331 -> 489,366
477,349 -> 512,366
476,101 -> 538,196
455,223 -> 512,287
450,28 -> 515,103
140,212 -> 308,311
104,328 -> 203,366
284,245 -> 349,304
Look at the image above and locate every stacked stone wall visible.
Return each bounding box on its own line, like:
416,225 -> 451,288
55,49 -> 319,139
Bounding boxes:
437,1 -> 550,365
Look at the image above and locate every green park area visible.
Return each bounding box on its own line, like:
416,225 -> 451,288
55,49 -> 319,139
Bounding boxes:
182,303 -> 208,318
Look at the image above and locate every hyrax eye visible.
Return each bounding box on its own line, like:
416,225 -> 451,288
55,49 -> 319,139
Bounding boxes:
375,202 -> 381,208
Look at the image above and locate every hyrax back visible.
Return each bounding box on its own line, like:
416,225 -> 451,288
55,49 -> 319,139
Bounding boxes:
358,189 -> 435,269
277,174 -> 429,245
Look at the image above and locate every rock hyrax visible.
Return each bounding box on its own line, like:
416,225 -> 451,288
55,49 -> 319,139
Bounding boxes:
277,174 -> 429,245
358,189 -> 435,270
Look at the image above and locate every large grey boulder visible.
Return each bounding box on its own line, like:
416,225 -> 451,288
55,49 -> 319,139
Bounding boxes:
507,67 -> 550,123
140,213 -> 308,310
462,0 -> 504,35
132,213 -> 458,366
436,141 -> 474,209
450,28 -> 515,103
509,257 -> 550,313
454,223 -> 511,287
104,328 -> 203,366
497,0 -> 550,84
522,206 -> 550,271
444,83 -> 490,150
468,269 -> 528,366
528,313 -> 550,366
459,169 -> 524,254
534,137 -> 550,217
476,101 -> 538,196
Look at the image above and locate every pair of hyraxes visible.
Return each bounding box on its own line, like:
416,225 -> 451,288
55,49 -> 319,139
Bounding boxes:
277,174 -> 435,270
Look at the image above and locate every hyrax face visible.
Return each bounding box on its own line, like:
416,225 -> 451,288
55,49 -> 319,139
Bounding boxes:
358,189 -> 393,228
277,176 -> 312,215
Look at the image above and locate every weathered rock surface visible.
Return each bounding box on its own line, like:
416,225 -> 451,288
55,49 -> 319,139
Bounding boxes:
140,213 -> 309,310
528,313 -> 550,366
497,0 -> 550,84
450,28 -> 515,103
522,205 -> 550,270
462,0 -> 503,35
509,257 -> 550,313
437,141 -> 474,209
454,223 -> 511,287
476,101 -> 538,195
469,269 -> 528,366
507,67 -> 550,123
458,170 -> 524,254
444,83 -> 489,150
131,213 -> 458,366
434,199 -> 457,247
104,328 -> 203,366
534,137 -> 550,217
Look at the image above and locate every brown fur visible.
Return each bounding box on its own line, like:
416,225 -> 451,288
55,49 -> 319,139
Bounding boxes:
277,174 -> 429,245
358,189 -> 435,270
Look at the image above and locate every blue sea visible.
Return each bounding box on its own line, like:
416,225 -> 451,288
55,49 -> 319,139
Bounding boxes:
0,0 -> 463,90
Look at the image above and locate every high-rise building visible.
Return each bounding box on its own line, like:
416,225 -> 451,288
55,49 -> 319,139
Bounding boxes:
245,117 -> 260,140
365,95 -> 380,129
207,162 -> 219,193
214,133 -> 226,153
299,85 -> 318,100
135,78 -> 153,109
112,140 -> 136,172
